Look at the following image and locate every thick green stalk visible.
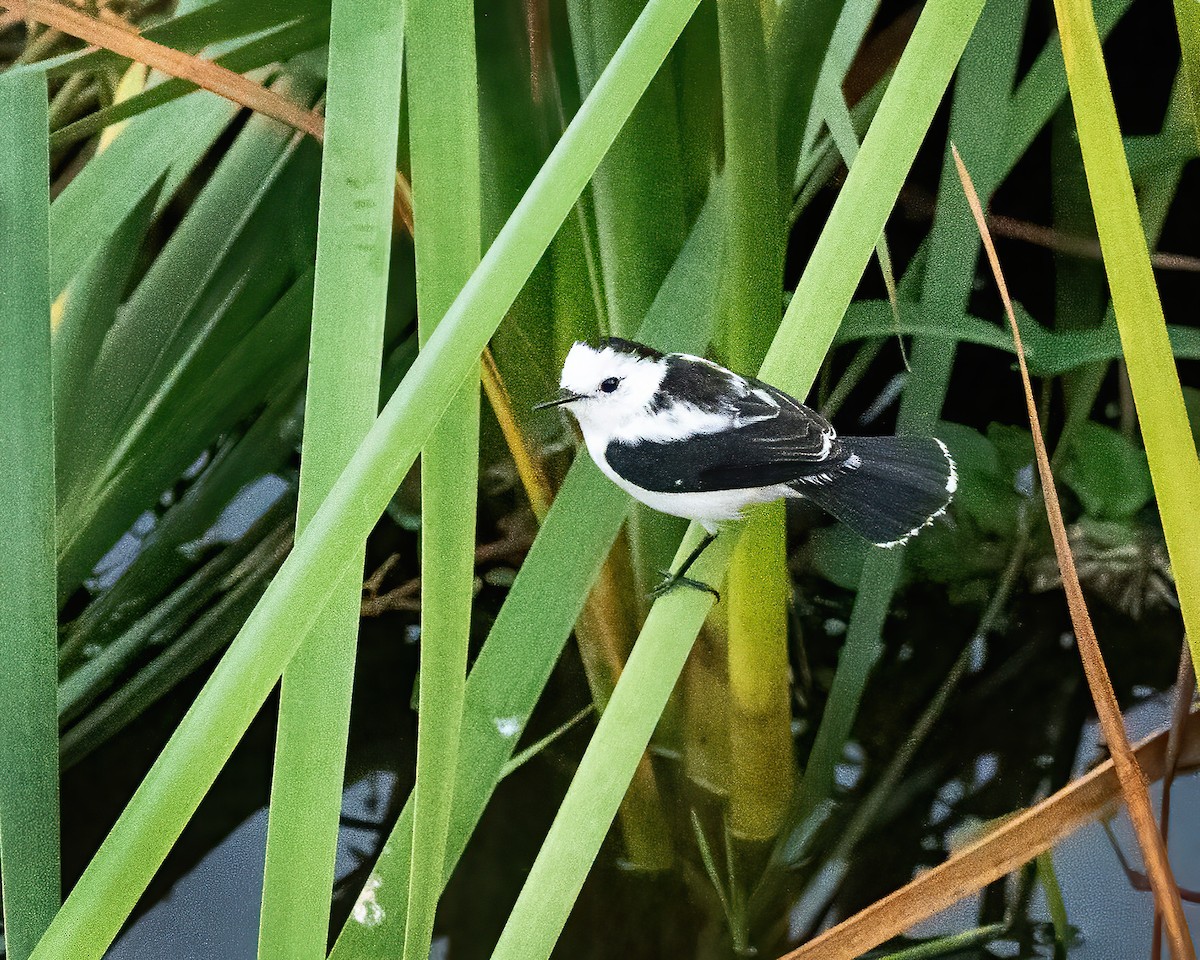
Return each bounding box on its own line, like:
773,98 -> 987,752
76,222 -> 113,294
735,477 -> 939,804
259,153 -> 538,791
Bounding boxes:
726,502 -> 792,840
0,71 -> 60,960
486,3 -> 986,956
27,3 -> 702,956
403,1 -> 482,957
715,0 -> 791,842
1053,0 -> 1200,681
257,4 -> 404,958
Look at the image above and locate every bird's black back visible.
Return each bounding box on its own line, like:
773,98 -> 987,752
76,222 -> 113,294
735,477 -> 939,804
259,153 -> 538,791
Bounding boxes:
606,355 -> 848,494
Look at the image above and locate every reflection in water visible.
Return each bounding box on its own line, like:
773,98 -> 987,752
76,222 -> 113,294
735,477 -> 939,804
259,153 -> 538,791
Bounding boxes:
108,773 -> 397,958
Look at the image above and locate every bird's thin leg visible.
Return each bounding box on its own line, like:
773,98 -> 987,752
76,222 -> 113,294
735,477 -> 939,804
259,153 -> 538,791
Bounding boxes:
675,529 -> 719,580
651,529 -> 720,601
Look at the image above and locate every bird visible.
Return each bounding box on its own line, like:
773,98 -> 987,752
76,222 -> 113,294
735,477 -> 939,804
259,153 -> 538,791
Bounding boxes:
535,337 -> 956,599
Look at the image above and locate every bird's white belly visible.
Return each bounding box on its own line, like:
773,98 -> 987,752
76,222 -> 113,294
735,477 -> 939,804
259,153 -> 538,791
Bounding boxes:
587,443 -> 793,527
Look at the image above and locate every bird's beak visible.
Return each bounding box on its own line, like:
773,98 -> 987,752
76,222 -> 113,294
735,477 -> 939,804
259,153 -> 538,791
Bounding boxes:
533,389 -> 586,411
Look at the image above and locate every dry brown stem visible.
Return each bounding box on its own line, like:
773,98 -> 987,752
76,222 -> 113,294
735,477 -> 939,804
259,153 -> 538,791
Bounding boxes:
5,0 -> 325,138
3,0 -> 418,233
783,712 -> 1200,959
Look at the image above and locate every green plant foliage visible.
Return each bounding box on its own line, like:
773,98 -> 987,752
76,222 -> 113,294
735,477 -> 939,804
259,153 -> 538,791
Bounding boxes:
256,1 -> 404,957
485,1 -> 987,955
773,0 -> 1136,893
25,3 -> 707,955
0,70 -> 60,960
403,1 -> 482,958
1052,0 -> 1200,678
329,179 -> 727,960
54,82 -> 323,603
1060,422 -> 1153,520
4,0 -> 1200,955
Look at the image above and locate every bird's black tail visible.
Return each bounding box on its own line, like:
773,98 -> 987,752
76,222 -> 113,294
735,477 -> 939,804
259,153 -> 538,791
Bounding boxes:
795,436 -> 956,546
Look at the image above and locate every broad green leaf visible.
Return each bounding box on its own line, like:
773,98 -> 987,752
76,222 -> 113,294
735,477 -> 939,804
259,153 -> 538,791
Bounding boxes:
257,4 -> 404,958
401,1 -> 482,958
0,71 -> 60,960
1060,422 -> 1153,520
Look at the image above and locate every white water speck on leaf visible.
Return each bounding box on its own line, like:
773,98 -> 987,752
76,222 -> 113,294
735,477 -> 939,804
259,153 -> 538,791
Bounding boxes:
967,635 -> 987,673
1014,463 -> 1035,497
493,716 -> 520,738
352,874 -> 384,927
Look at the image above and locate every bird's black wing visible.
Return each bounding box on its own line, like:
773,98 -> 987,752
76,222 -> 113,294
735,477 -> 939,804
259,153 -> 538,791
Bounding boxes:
606,378 -> 846,494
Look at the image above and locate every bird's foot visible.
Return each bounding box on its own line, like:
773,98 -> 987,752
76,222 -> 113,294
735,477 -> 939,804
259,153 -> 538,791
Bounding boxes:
650,569 -> 720,603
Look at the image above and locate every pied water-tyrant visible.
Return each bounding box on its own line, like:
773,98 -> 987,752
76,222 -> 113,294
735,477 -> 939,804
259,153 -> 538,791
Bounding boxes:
536,338 -> 956,598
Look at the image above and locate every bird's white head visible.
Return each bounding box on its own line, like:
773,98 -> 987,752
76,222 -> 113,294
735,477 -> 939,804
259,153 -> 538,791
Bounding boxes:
537,339 -> 668,438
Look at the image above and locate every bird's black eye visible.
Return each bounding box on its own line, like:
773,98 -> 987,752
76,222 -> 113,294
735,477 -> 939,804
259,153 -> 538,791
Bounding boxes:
599,376 -> 621,394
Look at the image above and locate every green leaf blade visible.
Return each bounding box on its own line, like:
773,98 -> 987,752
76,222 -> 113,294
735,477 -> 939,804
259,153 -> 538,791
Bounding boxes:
403,0 -> 483,957
0,71 -> 61,960
257,3 -> 405,959
1053,0 -> 1200,680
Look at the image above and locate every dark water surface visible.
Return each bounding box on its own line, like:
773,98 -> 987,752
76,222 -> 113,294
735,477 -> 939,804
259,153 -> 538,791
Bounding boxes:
59,592 -> 1198,960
